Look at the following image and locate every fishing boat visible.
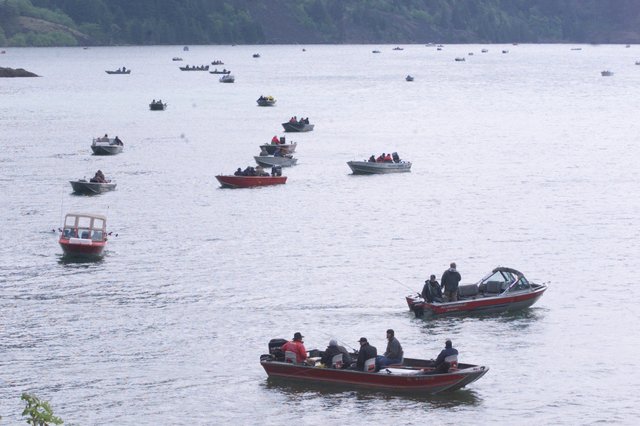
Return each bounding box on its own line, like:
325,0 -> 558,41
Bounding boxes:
282,120 -> 314,132
601,70 -> 614,76
253,53 -> 261,58
347,154 -> 411,174
172,57 -> 183,61
254,154 -> 297,168
180,65 -> 209,71
257,95 -> 276,106
58,213 -> 108,258
209,68 -> 231,74
211,60 -> 224,65
149,100 -> 167,111
259,141 -> 297,155
105,67 -> 130,74
216,175 -> 287,189
454,57 -> 465,62
219,74 -> 235,83
69,179 -> 116,195
91,137 -> 124,155
406,75 -> 414,82
260,342 -> 488,394
406,266 -> 547,318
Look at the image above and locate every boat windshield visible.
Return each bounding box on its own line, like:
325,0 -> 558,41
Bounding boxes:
507,276 -> 531,293
481,270 -> 517,292
62,214 -> 107,240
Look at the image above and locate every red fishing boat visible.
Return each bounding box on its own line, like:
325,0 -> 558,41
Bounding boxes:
58,213 -> 107,258
406,266 -> 547,318
260,342 -> 488,394
215,175 -> 286,188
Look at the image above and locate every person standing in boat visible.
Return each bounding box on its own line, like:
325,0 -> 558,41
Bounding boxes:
351,337 -> 377,371
281,332 -> 309,364
422,274 -> 443,303
433,339 -> 458,373
376,329 -> 404,369
114,136 -> 123,146
441,262 -> 462,302
321,339 -> 352,369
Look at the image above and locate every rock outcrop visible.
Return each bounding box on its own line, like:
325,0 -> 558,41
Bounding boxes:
0,67 -> 39,77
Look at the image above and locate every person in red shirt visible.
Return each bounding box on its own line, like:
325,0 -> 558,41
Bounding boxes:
384,153 -> 392,162
271,135 -> 279,144
281,332 -> 308,364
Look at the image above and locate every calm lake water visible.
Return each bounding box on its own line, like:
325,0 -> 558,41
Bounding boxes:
1,44 -> 640,425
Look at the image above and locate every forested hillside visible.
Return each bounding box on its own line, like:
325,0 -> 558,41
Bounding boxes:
1,0 -> 639,47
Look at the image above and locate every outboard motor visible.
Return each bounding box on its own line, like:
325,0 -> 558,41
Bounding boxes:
273,165 -> 282,176
269,338 -> 288,361
392,152 -> 400,163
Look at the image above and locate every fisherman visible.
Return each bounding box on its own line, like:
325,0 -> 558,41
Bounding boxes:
376,329 -> 404,368
433,339 -> 458,373
281,332 -> 310,364
422,275 -> 443,303
441,262 -> 462,302
351,337 -> 377,371
321,339 -> 352,369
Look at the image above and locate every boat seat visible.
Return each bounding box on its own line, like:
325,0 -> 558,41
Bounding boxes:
364,357 -> 376,372
284,351 -> 297,364
458,284 -> 479,298
484,281 -> 503,294
80,231 -> 90,239
331,353 -> 343,369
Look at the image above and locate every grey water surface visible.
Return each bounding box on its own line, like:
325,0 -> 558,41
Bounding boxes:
1,44 -> 639,425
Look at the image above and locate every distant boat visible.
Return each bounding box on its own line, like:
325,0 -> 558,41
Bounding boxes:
392,46 -> 404,51
209,68 -> 231,74
91,137 -> 124,155
454,57 -> 465,62
372,50 -> 381,53
257,95 -> 276,106
502,50 -> 509,54
211,60 -> 224,65
183,46 -> 189,51
601,70 -> 614,77
105,68 -> 130,74
468,52 -> 474,56
259,141 -> 297,155
347,158 -> 412,175
282,120 -> 314,132
216,175 -> 286,189
149,100 -> 167,111
172,57 -> 183,61
570,47 -> 582,51
481,48 -> 488,53
219,74 -> 235,83
253,53 -> 261,58
180,65 -> 209,71
70,179 -> 116,195
405,75 -> 414,82
635,61 -> 640,65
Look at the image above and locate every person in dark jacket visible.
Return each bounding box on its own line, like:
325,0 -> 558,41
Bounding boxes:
433,339 -> 459,373
321,339 -> 352,369
352,337 -> 377,371
376,329 -> 404,368
422,275 -> 443,303
441,262 -> 462,302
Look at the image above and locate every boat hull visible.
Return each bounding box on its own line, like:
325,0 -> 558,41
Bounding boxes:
257,100 -> 276,106
347,161 -> 411,174
282,122 -> 314,132
261,360 -> 488,394
215,175 -> 287,188
70,180 -> 116,194
407,286 -> 547,318
59,238 -> 106,258
149,103 -> 167,111
91,145 -> 123,155
254,156 -> 297,167
105,70 -> 130,74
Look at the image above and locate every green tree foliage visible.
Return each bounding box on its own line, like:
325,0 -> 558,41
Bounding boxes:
1,0 -> 639,46
21,393 -> 64,426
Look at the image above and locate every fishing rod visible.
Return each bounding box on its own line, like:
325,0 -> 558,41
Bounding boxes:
389,277 -> 422,298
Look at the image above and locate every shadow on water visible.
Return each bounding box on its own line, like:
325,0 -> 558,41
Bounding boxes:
263,378 -> 482,408
413,306 -> 547,330
57,253 -> 105,266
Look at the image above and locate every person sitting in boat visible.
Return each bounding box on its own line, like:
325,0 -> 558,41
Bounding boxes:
422,275 -> 443,303
303,117 -> 309,124
91,170 -> 106,183
433,339 -> 458,373
271,135 -> 279,144
242,166 -> 256,176
274,148 -> 283,157
351,337 -> 377,371
376,153 -> 385,162
376,329 -> 404,369
281,332 -> 310,364
101,133 -> 109,141
368,155 -> 376,162
259,147 -> 269,156
114,136 -> 123,146
321,339 -> 352,369
290,116 -> 296,123
392,152 -> 400,163
255,165 -> 269,176
384,153 -> 393,163
234,167 -> 243,176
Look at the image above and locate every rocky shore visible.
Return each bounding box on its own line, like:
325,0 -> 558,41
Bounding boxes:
0,67 -> 39,77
